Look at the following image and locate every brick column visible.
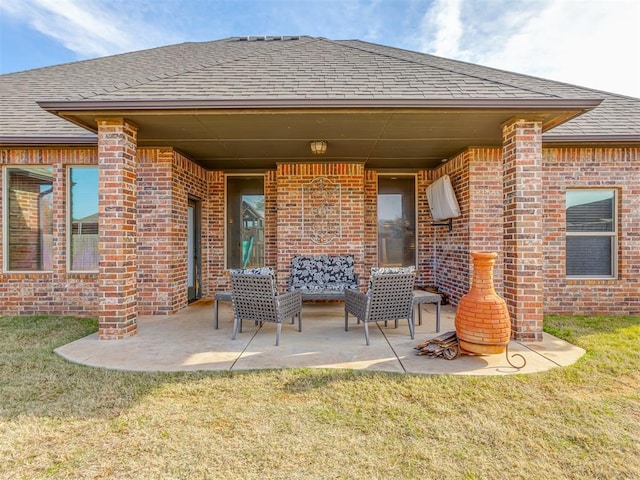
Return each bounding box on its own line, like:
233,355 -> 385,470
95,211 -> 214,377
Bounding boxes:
97,118 -> 138,340
502,119 -> 544,342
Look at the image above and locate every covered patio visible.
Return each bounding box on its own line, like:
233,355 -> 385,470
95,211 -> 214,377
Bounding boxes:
55,301 -> 584,376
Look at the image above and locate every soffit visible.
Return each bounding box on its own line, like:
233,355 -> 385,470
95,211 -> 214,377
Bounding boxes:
41,100 -> 598,170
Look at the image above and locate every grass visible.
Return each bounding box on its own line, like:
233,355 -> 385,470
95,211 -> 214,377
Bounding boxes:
0,314 -> 638,479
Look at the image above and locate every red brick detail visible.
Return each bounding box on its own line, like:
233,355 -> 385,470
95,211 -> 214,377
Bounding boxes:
363,169 -> 377,285
0,148 -> 99,315
427,152 -> 471,303
205,170 -> 226,292
264,170 -> 278,268
97,119 -> 138,340
415,170 -> 434,287
136,148 -> 209,315
468,148 -> 504,295
1,144 -> 638,323
275,163 -> 365,290
502,120 -> 544,342
542,147 -> 640,315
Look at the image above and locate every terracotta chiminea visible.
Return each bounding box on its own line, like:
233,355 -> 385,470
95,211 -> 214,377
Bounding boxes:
455,251 -> 511,355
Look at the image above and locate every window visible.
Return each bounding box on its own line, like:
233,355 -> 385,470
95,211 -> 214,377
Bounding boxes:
69,167 -> 99,271
4,166 -> 54,271
378,175 -> 416,267
566,189 -> 617,278
226,175 -> 265,269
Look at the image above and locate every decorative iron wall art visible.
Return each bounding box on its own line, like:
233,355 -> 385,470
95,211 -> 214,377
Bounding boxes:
302,177 -> 342,244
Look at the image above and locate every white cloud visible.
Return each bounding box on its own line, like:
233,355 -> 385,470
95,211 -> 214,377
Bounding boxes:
420,0 -> 464,57
418,0 -> 640,97
0,0 -> 179,58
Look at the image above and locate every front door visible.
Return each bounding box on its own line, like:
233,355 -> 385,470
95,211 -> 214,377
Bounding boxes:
187,199 -> 202,302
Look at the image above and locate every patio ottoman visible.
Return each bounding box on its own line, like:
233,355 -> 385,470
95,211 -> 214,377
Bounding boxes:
213,291 -> 233,329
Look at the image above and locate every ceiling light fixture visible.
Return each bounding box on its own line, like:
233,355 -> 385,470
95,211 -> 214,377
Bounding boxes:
310,140 -> 328,155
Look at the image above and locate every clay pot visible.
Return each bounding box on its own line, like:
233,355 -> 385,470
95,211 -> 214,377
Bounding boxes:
455,252 -> 511,354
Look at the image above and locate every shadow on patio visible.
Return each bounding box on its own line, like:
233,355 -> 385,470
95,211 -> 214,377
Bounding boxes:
55,299 -> 585,376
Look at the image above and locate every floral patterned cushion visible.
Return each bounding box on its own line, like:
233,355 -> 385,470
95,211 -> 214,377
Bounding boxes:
290,256 -> 326,291
230,266 -> 274,276
230,266 -> 277,293
289,255 -> 359,292
368,266 -> 416,293
370,266 -> 415,276
323,255 -> 358,291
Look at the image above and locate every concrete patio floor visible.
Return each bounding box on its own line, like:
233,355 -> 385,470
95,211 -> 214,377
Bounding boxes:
55,299 -> 585,376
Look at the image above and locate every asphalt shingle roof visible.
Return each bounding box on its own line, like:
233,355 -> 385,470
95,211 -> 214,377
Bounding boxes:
1,36 -> 638,141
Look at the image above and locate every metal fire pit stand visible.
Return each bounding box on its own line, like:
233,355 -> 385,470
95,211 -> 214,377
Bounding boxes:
416,331 -> 527,369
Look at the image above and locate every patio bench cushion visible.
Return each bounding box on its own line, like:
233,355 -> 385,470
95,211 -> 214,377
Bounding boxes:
289,255 -> 359,295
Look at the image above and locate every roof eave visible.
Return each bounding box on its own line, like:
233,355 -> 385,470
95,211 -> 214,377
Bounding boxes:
0,136 -> 97,146
37,97 -> 603,112
543,134 -> 640,144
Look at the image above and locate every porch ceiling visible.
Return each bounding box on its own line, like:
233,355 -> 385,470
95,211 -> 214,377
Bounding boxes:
41,99 -> 600,170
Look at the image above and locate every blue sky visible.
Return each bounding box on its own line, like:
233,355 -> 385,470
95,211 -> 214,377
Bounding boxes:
0,0 -> 639,97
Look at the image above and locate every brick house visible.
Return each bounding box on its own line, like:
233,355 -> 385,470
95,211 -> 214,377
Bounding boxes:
1,36 -> 638,340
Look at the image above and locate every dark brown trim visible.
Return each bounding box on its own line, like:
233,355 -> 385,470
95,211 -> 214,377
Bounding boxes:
543,134 -> 640,144
37,97 -> 603,112
0,136 -> 97,146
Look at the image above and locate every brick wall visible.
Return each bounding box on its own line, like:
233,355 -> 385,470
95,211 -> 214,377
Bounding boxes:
275,163 -> 365,289
429,151 -> 471,304
542,147 -> 640,315
205,170 -> 225,294
97,119 -> 138,339
415,170 -> 435,287
264,170 -> 278,268
204,170 -> 277,293
2,144 -> 639,322
0,148 -> 99,315
136,148 -> 209,315
468,148 -> 504,294
502,120 -> 544,341
363,169 -> 378,282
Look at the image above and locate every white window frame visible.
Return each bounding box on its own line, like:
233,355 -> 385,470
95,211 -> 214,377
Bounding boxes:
566,188 -> 617,279
67,165 -> 99,273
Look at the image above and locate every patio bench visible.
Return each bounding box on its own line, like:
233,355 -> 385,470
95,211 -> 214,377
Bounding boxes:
288,255 -> 359,301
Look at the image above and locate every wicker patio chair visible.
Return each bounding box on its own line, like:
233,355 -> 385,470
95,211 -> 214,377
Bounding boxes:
230,272 -> 302,346
344,270 -> 416,346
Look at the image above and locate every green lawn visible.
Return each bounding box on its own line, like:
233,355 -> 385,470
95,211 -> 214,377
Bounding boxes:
1,314 -> 638,479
